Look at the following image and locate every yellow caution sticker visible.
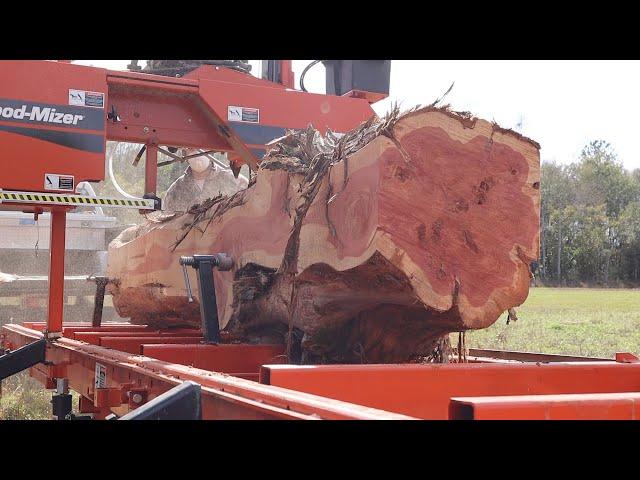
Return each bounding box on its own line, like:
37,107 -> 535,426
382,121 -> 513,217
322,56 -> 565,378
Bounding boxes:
0,190 -> 155,210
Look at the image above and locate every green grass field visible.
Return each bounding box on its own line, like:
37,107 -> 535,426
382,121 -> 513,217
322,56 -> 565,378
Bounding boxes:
0,372 -> 55,420
460,287 -> 640,358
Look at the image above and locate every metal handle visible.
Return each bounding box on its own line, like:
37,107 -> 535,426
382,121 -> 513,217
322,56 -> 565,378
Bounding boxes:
181,264 -> 194,303
179,253 -> 233,306
178,254 -> 232,344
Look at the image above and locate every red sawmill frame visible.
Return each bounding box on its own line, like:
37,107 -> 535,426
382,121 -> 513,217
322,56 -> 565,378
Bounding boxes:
2,322 -> 639,420
1,323 -> 412,420
1,61 -> 639,421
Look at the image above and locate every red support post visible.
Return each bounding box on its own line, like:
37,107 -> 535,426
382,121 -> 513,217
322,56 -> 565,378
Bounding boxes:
145,143 -> 158,196
47,209 -> 66,337
280,60 -> 295,89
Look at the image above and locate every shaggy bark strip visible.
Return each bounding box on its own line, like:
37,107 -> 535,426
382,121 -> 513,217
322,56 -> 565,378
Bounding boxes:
106,105 -> 541,363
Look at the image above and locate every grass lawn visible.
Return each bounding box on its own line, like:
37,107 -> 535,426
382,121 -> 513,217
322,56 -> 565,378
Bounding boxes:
459,287 -> 640,358
0,372 -> 56,420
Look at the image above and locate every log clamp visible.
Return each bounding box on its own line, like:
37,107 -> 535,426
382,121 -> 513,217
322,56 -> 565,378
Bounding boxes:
179,254 -> 233,343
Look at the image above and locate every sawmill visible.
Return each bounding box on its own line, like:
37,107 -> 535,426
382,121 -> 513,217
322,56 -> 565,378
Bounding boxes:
0,59 -> 638,420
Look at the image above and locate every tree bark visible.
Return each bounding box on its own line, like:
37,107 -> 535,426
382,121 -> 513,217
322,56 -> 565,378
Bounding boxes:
540,214 -> 547,281
106,106 -> 541,363
557,220 -> 562,281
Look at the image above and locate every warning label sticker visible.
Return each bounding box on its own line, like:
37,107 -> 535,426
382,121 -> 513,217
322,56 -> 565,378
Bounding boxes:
69,89 -> 105,109
95,363 -> 107,389
228,105 -> 260,123
44,173 -> 75,192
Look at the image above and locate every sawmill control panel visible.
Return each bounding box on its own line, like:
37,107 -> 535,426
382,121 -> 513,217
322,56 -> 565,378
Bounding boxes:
0,61 -> 107,194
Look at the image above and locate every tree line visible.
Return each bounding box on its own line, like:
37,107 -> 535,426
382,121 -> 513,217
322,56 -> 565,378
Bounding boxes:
539,140 -> 640,286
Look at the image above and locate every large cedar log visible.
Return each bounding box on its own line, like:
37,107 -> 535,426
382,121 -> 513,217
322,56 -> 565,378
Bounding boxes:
106,106 -> 540,363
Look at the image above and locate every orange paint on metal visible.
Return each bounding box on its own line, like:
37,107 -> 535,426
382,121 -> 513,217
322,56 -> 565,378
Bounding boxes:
71,330 -> 202,345
280,60 -> 295,89
24,322 -> 136,332
62,324 -> 152,339
79,395 -> 101,414
145,143 -> 158,196
343,89 -> 389,104
30,365 -> 56,389
261,363 -> 640,419
0,61 -> 107,192
468,348 -> 614,363
450,393 -> 640,420
198,78 -> 374,138
76,330 -> 202,338
616,352 -> 640,363
46,209 -> 66,335
94,388 -> 123,408
100,336 -> 203,354
0,60 -> 374,201
141,344 -> 286,375
7,321 -> 637,421
2,324 -> 409,420
106,72 -> 198,92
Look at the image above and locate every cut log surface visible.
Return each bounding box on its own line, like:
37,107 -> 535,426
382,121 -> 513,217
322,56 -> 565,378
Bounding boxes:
107,106 -> 540,363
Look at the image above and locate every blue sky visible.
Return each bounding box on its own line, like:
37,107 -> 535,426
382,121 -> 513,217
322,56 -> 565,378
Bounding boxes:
75,60 -> 640,171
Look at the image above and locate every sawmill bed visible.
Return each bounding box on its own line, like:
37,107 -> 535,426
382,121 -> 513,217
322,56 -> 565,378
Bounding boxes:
1,322 -> 639,420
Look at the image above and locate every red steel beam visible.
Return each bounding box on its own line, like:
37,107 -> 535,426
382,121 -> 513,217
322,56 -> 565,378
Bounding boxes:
100,336 -> 202,354
62,325 -> 152,339
106,72 -> 199,93
46,209 -> 67,337
616,352 -> 640,363
280,60 -> 294,89
450,392 -> 640,420
467,348 -> 614,363
73,330 -> 203,346
145,143 -> 158,196
9,321 -> 636,421
261,362 -> 640,419
142,344 -> 286,374
465,356 -> 519,364
1,324 -> 409,420
24,322 -> 140,332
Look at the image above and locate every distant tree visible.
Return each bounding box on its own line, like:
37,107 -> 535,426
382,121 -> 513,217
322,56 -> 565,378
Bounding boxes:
570,141 -> 636,218
618,201 -> 640,281
571,205 -> 612,283
538,140 -> 639,286
540,162 -> 575,281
